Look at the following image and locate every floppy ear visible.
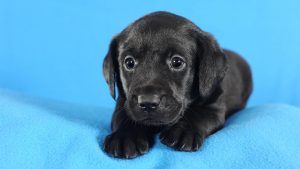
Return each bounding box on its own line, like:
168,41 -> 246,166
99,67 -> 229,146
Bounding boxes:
196,31 -> 228,100
103,37 -> 119,100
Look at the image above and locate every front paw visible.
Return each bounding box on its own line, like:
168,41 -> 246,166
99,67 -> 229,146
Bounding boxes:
159,124 -> 204,151
103,130 -> 153,159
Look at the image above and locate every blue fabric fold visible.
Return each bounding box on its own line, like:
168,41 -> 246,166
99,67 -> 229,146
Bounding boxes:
0,90 -> 299,169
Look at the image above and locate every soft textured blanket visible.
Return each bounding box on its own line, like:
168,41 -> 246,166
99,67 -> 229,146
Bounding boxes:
0,90 -> 299,169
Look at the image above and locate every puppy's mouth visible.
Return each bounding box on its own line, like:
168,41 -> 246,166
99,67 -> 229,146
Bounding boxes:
125,94 -> 184,126
137,112 -> 183,126
140,118 -> 167,126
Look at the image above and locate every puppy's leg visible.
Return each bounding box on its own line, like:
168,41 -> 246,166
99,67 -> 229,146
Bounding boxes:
159,103 -> 225,151
103,110 -> 157,159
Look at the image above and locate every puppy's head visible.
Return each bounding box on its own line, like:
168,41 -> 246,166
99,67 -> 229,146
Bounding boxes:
103,12 -> 227,125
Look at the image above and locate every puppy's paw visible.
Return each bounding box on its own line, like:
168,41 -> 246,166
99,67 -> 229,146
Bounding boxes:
103,130 -> 153,159
159,124 -> 204,151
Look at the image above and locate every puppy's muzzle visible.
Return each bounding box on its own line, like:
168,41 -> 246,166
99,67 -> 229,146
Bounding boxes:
138,94 -> 161,112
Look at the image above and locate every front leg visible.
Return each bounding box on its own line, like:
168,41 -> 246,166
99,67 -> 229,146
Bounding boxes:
159,104 -> 225,151
103,107 -> 157,159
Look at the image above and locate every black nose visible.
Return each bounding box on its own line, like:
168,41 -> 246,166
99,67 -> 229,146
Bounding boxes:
138,94 -> 160,111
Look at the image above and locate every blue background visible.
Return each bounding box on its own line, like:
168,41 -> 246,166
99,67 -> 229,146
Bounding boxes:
1,0 -> 299,108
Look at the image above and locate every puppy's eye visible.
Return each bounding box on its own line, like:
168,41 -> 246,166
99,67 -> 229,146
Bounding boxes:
170,55 -> 185,70
124,56 -> 136,70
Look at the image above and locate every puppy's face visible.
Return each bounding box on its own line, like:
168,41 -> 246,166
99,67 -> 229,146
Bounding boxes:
119,28 -> 197,125
103,12 -> 227,126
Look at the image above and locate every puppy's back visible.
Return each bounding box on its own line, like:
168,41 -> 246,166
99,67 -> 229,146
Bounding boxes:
222,49 -> 253,116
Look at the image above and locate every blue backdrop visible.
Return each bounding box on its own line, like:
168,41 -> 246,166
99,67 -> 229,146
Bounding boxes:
1,0 -> 299,108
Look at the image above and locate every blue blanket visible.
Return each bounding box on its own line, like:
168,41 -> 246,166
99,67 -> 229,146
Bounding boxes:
0,90 -> 300,169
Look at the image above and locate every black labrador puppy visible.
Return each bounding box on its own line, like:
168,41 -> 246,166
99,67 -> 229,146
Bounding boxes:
103,11 -> 252,159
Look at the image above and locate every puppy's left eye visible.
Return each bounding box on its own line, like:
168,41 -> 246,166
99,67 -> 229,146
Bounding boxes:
124,55 -> 136,70
170,55 -> 186,70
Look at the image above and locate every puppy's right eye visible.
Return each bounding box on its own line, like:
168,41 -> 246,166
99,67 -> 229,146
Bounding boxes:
169,55 -> 186,70
124,56 -> 136,70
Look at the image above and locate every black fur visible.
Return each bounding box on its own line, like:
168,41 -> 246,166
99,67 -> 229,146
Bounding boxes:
102,11 -> 253,159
